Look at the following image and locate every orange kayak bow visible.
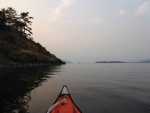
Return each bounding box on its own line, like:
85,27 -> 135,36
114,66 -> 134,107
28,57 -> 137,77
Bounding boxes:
47,85 -> 82,113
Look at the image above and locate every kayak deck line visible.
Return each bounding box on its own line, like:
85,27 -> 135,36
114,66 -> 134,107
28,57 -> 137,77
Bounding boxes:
47,85 -> 82,113
47,99 -> 67,112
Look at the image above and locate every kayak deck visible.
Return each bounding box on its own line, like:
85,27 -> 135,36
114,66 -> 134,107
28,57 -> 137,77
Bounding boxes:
48,85 -> 82,113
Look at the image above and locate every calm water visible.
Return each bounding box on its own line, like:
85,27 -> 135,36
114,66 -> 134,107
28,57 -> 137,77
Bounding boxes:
0,63 -> 150,113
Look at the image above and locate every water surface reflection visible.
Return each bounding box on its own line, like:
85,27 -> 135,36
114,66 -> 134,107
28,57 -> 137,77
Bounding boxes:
0,65 -> 61,113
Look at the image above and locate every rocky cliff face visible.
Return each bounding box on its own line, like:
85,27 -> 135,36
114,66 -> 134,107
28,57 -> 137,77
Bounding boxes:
0,30 -> 65,66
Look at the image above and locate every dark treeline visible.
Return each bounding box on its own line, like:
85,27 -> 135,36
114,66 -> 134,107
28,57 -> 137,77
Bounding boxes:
0,7 -> 65,65
0,7 -> 33,39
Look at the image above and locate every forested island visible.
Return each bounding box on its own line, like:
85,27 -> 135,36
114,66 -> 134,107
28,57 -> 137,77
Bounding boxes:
0,7 -> 65,66
95,61 -> 126,63
95,59 -> 150,63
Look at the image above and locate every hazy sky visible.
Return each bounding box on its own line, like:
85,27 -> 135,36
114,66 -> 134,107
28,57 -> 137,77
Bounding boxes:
1,0 -> 150,62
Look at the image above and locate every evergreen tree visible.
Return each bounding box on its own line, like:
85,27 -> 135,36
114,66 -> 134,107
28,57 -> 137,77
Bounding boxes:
2,7 -> 17,31
0,10 -> 6,30
0,7 -> 33,39
19,12 -> 33,39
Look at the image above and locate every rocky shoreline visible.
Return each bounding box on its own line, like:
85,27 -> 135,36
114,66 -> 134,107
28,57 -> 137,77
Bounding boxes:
0,62 -> 65,67
0,7 -> 65,66
0,33 -> 65,66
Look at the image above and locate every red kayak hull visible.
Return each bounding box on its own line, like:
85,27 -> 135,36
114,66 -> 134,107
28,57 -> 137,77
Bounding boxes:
49,85 -> 82,113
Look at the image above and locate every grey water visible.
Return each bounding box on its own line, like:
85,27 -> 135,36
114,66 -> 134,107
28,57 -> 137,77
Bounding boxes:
0,63 -> 150,113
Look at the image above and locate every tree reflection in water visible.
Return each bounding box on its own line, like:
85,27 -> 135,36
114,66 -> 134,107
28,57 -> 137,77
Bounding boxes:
0,65 -> 61,113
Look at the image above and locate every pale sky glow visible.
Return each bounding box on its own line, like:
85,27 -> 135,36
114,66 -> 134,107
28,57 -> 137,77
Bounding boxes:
118,9 -> 126,16
1,0 -> 150,63
49,0 -> 73,22
135,1 -> 150,16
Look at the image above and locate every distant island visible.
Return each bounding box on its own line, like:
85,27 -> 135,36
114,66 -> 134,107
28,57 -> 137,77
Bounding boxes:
138,59 -> 150,63
0,7 -> 65,66
95,61 -> 126,63
95,59 -> 150,63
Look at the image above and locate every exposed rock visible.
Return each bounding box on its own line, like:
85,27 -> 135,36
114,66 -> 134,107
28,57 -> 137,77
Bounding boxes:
0,30 -> 65,66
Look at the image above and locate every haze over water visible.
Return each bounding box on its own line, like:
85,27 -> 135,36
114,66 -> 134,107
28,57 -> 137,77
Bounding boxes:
1,0 -> 150,62
0,63 -> 150,113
